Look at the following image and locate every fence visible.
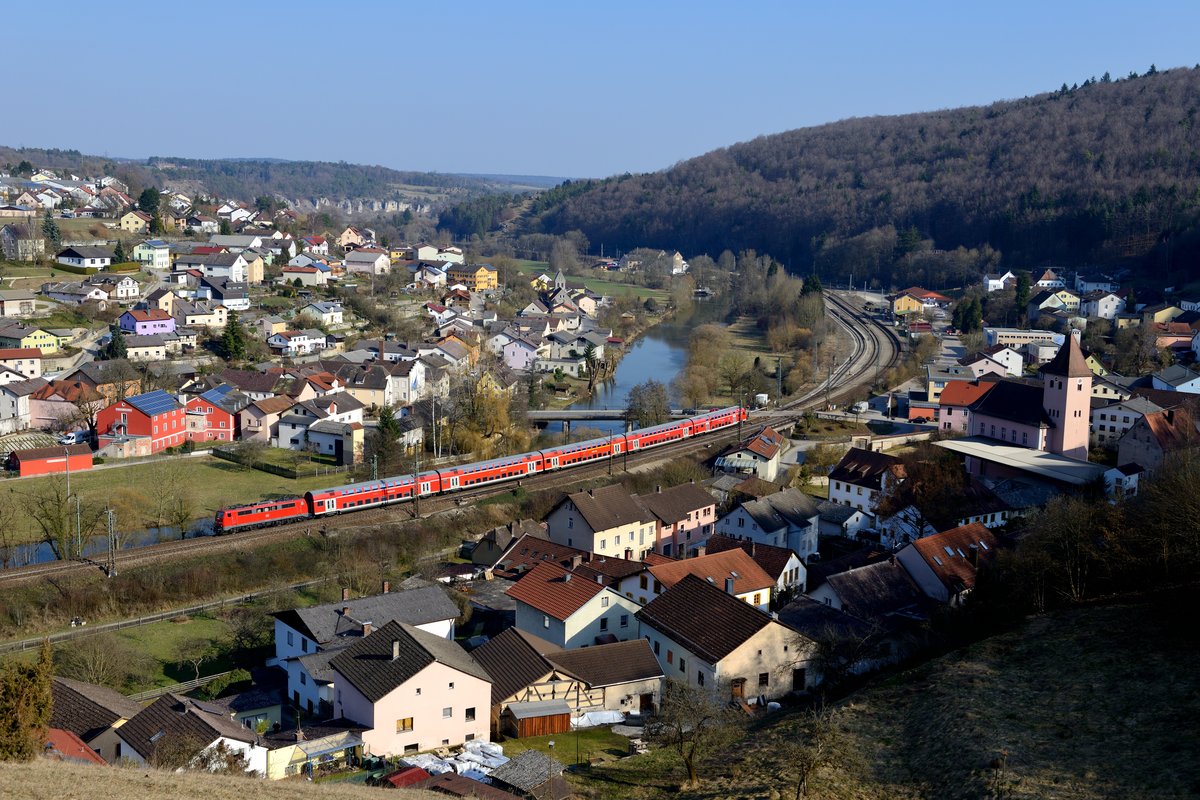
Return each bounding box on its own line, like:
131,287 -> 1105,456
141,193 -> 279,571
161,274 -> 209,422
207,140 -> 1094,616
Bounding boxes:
129,670 -> 236,702
211,447 -> 348,479
0,577 -> 331,655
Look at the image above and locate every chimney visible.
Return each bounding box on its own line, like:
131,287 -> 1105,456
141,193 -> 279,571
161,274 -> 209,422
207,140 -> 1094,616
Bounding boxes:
381,580 -> 390,594
362,621 -> 373,637
695,545 -> 706,558
748,542 -> 755,556
391,639 -> 400,660
725,577 -> 736,595
341,587 -> 350,602
342,606 -> 350,616
570,554 -> 583,569
294,728 -> 305,742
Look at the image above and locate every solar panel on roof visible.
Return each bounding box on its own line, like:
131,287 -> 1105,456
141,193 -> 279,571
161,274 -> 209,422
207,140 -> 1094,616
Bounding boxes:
199,384 -> 234,404
126,389 -> 179,416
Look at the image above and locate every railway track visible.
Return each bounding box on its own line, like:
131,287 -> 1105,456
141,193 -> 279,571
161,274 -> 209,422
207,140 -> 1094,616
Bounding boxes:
0,292 -> 902,587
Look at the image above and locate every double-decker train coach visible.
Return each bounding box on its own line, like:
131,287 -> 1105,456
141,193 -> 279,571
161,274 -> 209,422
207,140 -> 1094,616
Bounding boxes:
307,473 -> 423,516
538,435 -> 621,471
216,497 -> 309,533
436,450 -> 544,490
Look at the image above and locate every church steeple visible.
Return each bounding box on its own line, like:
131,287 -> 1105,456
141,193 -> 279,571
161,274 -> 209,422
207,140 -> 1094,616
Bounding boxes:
1041,332 -> 1092,461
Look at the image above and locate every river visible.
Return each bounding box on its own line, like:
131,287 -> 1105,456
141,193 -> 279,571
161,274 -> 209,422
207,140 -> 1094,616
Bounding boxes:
0,519 -> 213,570
564,298 -> 730,434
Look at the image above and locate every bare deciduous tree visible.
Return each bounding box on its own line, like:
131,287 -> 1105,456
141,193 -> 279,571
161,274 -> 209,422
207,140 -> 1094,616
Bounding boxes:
650,679 -> 744,789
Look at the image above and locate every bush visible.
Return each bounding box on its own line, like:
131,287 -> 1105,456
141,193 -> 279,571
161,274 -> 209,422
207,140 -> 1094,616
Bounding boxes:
108,261 -> 141,272
92,456 -> 105,465
54,263 -> 98,275
197,668 -> 252,701
181,439 -> 195,454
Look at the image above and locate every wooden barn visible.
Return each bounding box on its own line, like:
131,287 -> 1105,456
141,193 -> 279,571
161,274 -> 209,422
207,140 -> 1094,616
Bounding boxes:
501,699 -> 572,739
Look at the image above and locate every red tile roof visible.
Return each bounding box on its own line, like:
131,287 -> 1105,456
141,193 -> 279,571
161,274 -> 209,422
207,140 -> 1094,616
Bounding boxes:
127,309 -> 170,322
0,347 -> 42,359
939,380 -> 995,408
506,561 -> 605,621
910,523 -> 996,593
44,728 -> 108,766
703,534 -> 798,582
647,548 -> 774,595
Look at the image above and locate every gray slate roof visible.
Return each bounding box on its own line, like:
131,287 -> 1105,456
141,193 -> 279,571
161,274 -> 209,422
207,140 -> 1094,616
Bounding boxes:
490,749 -> 566,793
329,621 -> 490,703
739,488 -> 820,533
51,676 -> 143,743
272,585 -> 459,646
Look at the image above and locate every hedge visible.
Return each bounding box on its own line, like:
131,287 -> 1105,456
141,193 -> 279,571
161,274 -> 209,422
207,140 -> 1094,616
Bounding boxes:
54,264 -> 99,275
109,261 -> 141,272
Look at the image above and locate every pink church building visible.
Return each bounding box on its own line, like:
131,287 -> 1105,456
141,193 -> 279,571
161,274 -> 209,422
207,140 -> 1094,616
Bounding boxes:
964,335 -> 1092,461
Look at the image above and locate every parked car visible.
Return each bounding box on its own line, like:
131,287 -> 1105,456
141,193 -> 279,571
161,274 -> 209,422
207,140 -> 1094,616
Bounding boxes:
57,431 -> 89,445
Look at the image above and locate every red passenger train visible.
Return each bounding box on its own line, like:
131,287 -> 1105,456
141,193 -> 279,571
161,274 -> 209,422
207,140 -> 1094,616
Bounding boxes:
214,406 -> 747,533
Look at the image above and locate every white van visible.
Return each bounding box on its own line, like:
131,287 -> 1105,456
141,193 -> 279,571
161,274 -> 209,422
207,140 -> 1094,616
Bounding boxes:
851,401 -> 870,414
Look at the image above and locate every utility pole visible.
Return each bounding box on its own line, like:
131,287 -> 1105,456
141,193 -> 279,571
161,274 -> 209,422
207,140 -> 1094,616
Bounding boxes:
105,509 -> 117,578
371,455 -> 378,482
74,495 -> 82,558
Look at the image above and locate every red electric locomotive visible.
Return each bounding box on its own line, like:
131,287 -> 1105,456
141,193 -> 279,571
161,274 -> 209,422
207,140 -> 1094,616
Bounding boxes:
215,497 -> 309,533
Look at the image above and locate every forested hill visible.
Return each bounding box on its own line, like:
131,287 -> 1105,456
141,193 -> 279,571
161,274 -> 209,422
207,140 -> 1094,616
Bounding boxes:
0,146 -> 518,209
530,66 -> 1200,287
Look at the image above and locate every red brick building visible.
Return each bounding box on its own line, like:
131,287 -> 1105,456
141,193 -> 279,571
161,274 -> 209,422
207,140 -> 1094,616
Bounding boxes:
97,390 -> 186,456
8,443 -> 92,477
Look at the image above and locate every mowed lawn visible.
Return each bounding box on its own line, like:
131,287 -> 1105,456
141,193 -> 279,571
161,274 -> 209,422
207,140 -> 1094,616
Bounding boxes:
512,259 -> 670,301
2,456 -> 340,545
115,614 -> 234,686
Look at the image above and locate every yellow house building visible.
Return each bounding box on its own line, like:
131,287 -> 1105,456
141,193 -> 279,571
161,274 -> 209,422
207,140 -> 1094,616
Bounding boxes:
119,210 -> 152,234
891,293 -> 924,317
448,264 -> 499,291
0,325 -> 66,354
1085,354 -> 1109,376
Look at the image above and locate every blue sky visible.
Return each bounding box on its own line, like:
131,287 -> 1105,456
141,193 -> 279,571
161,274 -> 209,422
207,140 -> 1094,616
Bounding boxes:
10,1 -> 1199,178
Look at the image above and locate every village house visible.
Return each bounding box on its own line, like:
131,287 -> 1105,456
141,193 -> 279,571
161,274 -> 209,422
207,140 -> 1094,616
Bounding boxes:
132,239 -> 171,270
41,281 -> 110,307
0,323 -> 66,354
173,299 -> 228,330
704,533 -> 807,599
828,447 -> 904,513
0,347 -> 42,378
637,481 -> 719,557
1081,290 -> 1125,320
119,209 -> 152,234
939,380 -> 996,434
894,523 -> 997,606
184,384 -> 248,443
0,290 -> 37,318
96,389 -> 187,456
617,547 -> 775,610
301,301 -> 344,327
281,265 -> 328,287
1117,407 -> 1200,474
447,264 -> 499,292
471,628 -> 663,737
124,334 -> 167,362
0,377 -> 46,433
330,621 -> 490,756
175,252 -> 248,283
115,694 -> 266,774
119,308 -> 175,336
508,561 -> 643,649
982,270 -> 1016,292
470,519 -> 548,567
50,676 -> 143,764
301,235 -> 329,255
715,426 -> 786,481
714,487 -> 821,561
545,484 -> 659,559
1151,364 -> 1200,394
268,329 -> 328,357
344,248 -> 391,275
56,245 -> 114,270
273,584 -> 459,718
1091,396 -> 1164,449
0,223 -> 44,261
237,395 -> 294,443
637,574 -> 816,700
805,559 -> 928,624
60,360 -> 141,404
275,392 -> 365,457
90,274 -> 140,303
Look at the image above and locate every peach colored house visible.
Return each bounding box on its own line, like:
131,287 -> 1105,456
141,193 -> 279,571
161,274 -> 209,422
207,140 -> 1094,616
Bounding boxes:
331,621 -> 491,756
938,380 -> 996,434
638,482 -> 718,558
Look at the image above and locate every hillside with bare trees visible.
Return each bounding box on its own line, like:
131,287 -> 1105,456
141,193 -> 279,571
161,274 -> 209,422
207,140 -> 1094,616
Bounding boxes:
526,66 -> 1200,288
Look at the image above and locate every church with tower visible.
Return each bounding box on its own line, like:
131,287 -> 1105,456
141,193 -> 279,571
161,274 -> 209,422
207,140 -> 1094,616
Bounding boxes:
961,333 -> 1093,462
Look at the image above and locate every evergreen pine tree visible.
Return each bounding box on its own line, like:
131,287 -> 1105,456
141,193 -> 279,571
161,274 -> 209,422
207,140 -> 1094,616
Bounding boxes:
41,212 -> 61,249
113,240 -> 127,263
220,311 -> 247,361
102,324 -> 127,360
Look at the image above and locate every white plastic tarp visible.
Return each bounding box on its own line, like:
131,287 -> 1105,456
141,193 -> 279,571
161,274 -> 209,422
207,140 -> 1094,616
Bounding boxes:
571,710 -> 624,729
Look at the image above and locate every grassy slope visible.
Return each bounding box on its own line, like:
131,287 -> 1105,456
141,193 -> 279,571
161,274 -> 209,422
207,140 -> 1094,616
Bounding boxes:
3,457 -> 339,545
579,602 -> 1200,800
0,759 -> 438,800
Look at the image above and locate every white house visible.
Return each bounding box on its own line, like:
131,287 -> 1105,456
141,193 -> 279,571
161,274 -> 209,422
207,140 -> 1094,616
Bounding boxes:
615,548 -> 775,611
714,488 -> 820,561
56,245 -> 114,270
1091,396 -> 1164,449
0,377 -> 42,434
281,266 -> 328,287
268,329 -> 328,357
273,584 -> 459,718
982,271 -> 1015,292
344,249 -> 391,275
175,252 -> 248,284
301,302 -> 344,327
330,621 -> 491,757
508,562 -> 642,649
116,694 -> 268,774
1081,291 -> 1125,320
826,448 -> 902,514
637,574 -> 816,699
1151,364 -> 1200,394
132,239 -> 171,270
